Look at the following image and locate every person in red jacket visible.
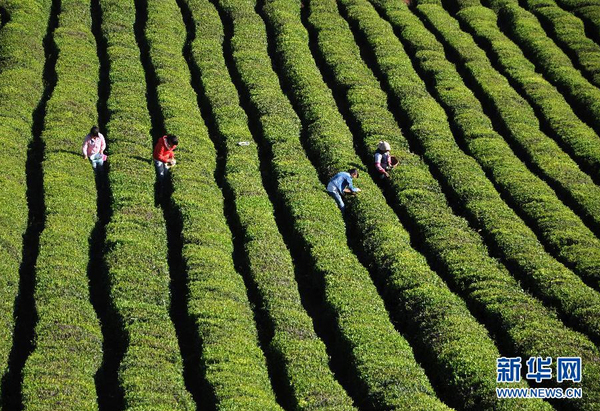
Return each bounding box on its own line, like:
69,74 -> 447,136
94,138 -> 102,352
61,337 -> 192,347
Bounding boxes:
153,134 -> 178,184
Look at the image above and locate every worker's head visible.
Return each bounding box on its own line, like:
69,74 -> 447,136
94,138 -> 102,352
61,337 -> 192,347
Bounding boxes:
166,134 -> 179,148
90,126 -> 100,137
377,140 -> 391,153
348,168 -> 359,178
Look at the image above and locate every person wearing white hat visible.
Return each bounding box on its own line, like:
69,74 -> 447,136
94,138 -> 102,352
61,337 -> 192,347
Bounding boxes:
374,140 -> 397,178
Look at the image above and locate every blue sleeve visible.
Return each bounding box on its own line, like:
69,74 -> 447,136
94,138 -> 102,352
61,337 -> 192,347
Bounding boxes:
345,175 -> 358,192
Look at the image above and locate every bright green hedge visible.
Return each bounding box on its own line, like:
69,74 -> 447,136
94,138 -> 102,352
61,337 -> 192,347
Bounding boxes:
485,0 -> 600,136
518,0 -> 600,88
144,0 -> 280,408
264,0 -> 548,409
212,0 -> 451,409
434,0 -> 600,187
181,0 -> 355,408
99,0 -> 194,408
0,0 -> 50,392
21,0 -> 103,408
531,0 -> 600,50
414,2 -> 600,238
329,0 -> 600,408
375,0 -> 600,332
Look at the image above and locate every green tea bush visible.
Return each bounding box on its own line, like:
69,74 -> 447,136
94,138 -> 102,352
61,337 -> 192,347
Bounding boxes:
264,0 -> 547,409
518,0 -> 600,88
377,0 -> 600,326
99,0 -> 194,408
487,0 -> 600,135
327,0 -> 600,408
415,2 -> 600,238
144,0 -> 279,408
0,0 -> 50,391
212,0 -> 451,408
532,0 -> 600,47
22,0 -> 103,408
182,0 -> 355,408
439,0 -> 600,184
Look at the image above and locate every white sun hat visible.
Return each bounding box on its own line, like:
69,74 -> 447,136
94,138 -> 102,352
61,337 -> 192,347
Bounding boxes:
377,141 -> 391,152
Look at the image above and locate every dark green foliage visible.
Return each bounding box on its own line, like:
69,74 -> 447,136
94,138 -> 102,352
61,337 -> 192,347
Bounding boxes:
182,0 -> 355,408
370,0 -> 600,335
212,0 -> 451,408
329,0 -> 600,408
441,0 -> 600,186
519,0 -> 600,45
0,0 -> 50,392
570,4 -> 600,44
144,0 -> 280,408
414,2 -> 600,239
265,0 -> 546,409
518,0 -> 600,88
99,0 -> 194,408
486,0 -> 600,137
21,0 -> 103,408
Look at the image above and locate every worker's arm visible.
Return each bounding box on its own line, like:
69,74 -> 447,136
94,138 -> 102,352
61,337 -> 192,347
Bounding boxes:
344,175 -> 360,193
375,153 -> 390,177
82,136 -> 88,158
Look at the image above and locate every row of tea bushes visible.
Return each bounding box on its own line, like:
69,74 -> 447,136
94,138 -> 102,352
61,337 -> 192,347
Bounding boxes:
518,0 -> 600,88
0,0 -> 51,391
488,0 -> 600,135
144,0 -> 280,408
263,0 -> 543,409
444,0 -> 600,188
21,0 -> 103,408
328,0 -> 600,408
553,0 -> 600,45
413,1 -> 600,239
181,0 -> 355,408
212,0 -> 450,408
375,0 -> 600,328
99,0 -> 194,407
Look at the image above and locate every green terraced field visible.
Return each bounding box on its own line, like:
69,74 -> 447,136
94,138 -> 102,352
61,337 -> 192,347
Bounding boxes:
0,0 -> 599,409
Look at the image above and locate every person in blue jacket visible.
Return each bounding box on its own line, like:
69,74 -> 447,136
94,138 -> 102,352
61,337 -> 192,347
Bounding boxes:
326,168 -> 361,213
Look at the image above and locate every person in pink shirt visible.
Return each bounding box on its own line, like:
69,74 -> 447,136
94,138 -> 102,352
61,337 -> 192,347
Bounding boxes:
82,126 -> 106,172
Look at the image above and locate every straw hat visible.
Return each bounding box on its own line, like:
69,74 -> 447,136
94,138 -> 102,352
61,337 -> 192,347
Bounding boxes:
377,141 -> 391,152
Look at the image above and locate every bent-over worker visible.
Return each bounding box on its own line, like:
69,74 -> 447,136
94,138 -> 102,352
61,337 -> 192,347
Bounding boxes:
326,168 -> 361,213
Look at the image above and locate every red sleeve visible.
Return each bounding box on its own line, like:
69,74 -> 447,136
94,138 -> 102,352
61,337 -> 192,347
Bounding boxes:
153,137 -> 172,162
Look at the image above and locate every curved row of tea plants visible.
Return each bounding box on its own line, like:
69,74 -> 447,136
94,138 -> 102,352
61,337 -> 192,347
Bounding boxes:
377,0 -> 600,297
518,0 -> 600,88
263,1 -> 546,409
443,0 -> 600,191
337,0 -> 600,341
212,0 -> 450,409
544,0 -> 600,48
0,0 -> 50,390
99,0 -> 193,408
181,0 -> 355,408
330,0 -> 600,408
21,0 -> 103,408
413,1 -> 600,240
371,0 -> 600,326
144,0 -> 280,408
488,0 -> 600,135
